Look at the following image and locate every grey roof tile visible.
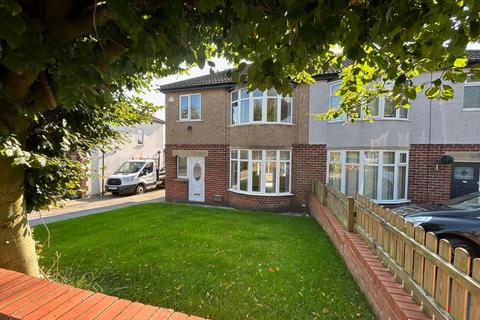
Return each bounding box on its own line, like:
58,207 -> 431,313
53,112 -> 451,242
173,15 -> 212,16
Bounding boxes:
159,50 -> 480,92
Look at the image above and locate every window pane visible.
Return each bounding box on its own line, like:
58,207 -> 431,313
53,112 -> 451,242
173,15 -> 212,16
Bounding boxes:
345,164 -> 359,196
328,164 -> 341,190
252,150 -> 262,160
267,98 -> 277,122
253,99 -> 262,121
397,166 -> 407,199
240,88 -> 249,99
279,162 -> 290,193
230,160 -> 238,189
346,151 -> 359,163
383,152 -> 395,164
240,150 -> 249,160
180,96 -> 189,119
231,101 -> 239,124
265,161 -> 277,193
252,162 -> 262,192
240,161 -> 248,191
253,89 -> 263,97
399,107 -> 408,118
231,91 -> 238,101
330,151 -> 341,162
266,151 -> 276,160
382,166 -> 394,200
364,152 -> 379,164
267,88 -> 277,96
364,166 -> 378,199
240,99 -> 250,123
399,153 -> 407,163
190,94 -> 201,120
463,85 -> 480,109
281,98 -> 292,123
231,150 -> 238,159
177,156 -> 187,177
367,97 -> 379,116
329,83 -> 341,108
280,151 -> 290,160
383,98 -> 396,117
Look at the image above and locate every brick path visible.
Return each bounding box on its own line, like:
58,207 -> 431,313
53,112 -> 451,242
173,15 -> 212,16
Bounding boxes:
0,268 -> 206,320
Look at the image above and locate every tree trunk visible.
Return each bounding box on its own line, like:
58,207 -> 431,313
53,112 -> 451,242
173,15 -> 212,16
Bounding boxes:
0,156 -> 40,276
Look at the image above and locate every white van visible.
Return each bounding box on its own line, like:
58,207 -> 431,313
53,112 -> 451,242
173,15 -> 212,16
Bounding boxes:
105,159 -> 164,195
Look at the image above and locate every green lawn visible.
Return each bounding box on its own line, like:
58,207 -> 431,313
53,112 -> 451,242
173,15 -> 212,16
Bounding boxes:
34,203 -> 374,320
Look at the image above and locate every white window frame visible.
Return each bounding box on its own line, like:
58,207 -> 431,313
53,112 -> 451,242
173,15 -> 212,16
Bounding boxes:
177,156 -> 188,179
326,150 -> 409,204
137,128 -> 144,145
229,149 -> 292,196
328,81 -> 408,122
230,89 -> 293,125
178,93 -> 202,121
462,79 -> 480,111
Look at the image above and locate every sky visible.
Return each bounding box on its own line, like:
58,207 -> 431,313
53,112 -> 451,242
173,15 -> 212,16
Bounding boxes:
140,57 -> 233,120
144,43 -> 480,120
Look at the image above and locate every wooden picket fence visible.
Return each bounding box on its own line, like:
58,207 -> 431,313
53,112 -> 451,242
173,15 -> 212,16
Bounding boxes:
313,182 -> 480,320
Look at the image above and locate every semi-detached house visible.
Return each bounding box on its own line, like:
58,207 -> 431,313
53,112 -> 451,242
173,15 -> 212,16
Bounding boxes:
160,50 -> 480,212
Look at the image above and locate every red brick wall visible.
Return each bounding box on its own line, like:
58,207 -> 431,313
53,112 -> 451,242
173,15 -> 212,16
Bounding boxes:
165,144 -> 229,205
291,144 -> 327,211
228,191 -> 293,211
166,144 -> 328,212
408,144 -> 480,203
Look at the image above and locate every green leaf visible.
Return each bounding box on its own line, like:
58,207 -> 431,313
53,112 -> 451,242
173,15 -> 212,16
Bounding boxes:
425,86 -> 440,98
453,57 -> 468,68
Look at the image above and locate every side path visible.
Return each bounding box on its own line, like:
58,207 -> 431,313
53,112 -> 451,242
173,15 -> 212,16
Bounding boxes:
28,190 -> 165,226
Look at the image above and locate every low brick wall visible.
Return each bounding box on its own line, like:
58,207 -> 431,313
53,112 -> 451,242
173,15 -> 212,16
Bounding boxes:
310,194 -> 430,320
228,191 -> 293,211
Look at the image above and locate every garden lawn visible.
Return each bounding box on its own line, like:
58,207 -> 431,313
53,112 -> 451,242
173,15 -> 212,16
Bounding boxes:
34,203 -> 375,320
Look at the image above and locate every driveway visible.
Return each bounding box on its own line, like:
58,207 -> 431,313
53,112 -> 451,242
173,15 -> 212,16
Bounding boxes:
29,189 -> 165,226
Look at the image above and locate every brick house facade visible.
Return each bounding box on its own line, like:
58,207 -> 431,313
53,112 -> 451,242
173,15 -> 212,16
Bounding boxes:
161,51 -> 480,212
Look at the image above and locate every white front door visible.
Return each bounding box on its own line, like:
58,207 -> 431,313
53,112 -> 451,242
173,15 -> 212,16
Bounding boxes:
188,157 -> 205,202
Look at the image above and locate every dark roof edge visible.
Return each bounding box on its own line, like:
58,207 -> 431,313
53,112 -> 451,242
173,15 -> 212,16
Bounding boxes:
159,82 -> 235,93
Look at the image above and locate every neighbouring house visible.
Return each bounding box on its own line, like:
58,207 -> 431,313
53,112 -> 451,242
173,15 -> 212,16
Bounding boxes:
160,50 -> 480,212
86,116 -> 165,196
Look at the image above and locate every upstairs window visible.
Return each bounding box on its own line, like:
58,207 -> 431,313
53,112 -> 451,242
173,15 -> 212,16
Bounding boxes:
329,81 -> 408,120
179,94 -> 201,121
463,78 -> 480,110
231,88 -> 292,125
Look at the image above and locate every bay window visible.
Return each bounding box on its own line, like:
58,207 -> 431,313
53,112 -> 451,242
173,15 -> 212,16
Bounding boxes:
329,81 -> 408,120
230,149 -> 291,195
231,88 -> 292,125
327,150 -> 408,203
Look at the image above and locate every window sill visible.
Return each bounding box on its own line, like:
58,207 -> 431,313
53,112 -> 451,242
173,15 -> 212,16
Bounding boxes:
176,119 -> 203,122
372,199 -> 411,205
174,178 -> 188,182
462,108 -> 480,112
328,118 -> 410,124
229,122 -> 295,127
228,189 -> 293,197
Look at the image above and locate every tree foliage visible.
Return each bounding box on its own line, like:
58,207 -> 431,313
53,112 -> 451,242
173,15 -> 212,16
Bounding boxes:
0,0 -> 479,210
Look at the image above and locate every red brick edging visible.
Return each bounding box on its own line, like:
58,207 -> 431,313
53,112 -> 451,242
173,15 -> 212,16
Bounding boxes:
310,195 -> 430,320
0,268 -> 206,320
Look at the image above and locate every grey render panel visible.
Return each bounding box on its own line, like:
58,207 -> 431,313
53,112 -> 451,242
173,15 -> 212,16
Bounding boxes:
309,71 -> 480,147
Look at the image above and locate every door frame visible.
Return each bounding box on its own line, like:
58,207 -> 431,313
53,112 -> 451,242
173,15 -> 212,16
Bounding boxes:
188,157 -> 205,202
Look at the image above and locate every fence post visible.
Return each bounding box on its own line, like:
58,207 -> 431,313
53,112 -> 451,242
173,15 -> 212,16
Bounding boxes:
321,185 -> 327,205
347,197 -> 355,232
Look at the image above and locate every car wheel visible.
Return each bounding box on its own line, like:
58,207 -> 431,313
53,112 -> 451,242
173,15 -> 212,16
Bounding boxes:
135,184 -> 146,195
445,238 -> 480,260
111,191 -> 119,196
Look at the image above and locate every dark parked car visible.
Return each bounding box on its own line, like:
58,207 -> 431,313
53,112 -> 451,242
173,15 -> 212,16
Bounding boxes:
393,192 -> 480,259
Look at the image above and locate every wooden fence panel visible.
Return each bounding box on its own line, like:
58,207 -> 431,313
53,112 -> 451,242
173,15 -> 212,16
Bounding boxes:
472,259 -> 480,320
435,239 -> 452,310
413,226 -> 426,286
423,232 -> 438,297
450,248 -> 470,320
404,221 -> 415,275
395,215 -> 405,268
